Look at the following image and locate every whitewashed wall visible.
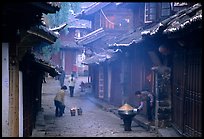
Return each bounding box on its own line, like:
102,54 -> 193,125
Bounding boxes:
2,43 -> 10,137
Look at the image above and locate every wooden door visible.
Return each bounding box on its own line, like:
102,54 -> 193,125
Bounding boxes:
172,47 -> 202,137
172,48 -> 186,134
183,48 -> 202,137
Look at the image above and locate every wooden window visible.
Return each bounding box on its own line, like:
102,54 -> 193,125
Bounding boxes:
105,15 -> 115,29
98,67 -> 104,98
144,3 -> 157,23
161,3 -> 171,17
100,12 -> 115,30
172,2 -> 189,12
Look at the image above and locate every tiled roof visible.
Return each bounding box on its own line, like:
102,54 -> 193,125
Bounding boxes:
75,28 -> 106,45
141,3 -> 202,37
65,12 -> 92,29
82,49 -> 121,65
33,58 -> 60,77
108,28 -> 143,47
163,3 -> 202,34
20,51 -> 60,77
27,25 -> 59,44
75,2 -> 111,19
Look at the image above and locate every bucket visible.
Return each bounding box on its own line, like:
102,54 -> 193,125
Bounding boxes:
77,108 -> 82,115
70,109 -> 76,116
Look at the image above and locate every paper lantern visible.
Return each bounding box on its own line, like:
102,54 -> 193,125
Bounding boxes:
159,45 -> 169,55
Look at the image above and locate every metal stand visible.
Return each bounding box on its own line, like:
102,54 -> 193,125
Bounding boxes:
123,118 -> 132,131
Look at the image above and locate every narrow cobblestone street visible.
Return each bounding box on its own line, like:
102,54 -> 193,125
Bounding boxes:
39,76 -> 157,137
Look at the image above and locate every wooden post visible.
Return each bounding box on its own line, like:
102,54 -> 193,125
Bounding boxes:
151,66 -> 159,135
9,56 -> 19,137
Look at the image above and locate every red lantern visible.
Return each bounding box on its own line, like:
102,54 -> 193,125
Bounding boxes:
159,45 -> 169,55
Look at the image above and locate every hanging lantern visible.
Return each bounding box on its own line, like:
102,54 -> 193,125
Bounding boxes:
159,45 -> 170,55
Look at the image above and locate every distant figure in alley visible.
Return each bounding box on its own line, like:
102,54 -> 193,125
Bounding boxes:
59,66 -> 66,87
68,73 -> 76,97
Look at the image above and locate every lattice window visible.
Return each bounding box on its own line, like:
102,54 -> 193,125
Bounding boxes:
161,3 -> 171,17
144,3 -> 157,23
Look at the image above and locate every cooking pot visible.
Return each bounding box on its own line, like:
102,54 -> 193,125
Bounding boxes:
118,103 -> 137,131
118,103 -> 137,115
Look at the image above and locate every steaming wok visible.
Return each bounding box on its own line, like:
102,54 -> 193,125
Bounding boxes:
118,103 -> 137,116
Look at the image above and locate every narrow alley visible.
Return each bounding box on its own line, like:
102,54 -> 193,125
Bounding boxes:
33,76 -> 157,137
2,2 -> 202,137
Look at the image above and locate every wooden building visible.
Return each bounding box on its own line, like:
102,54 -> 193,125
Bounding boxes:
76,2 -> 173,110
76,2 -> 202,137
141,3 -> 202,136
75,2 -> 140,104
50,16 -> 91,76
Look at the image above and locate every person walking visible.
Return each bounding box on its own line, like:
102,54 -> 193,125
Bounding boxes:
54,85 -> 67,117
68,73 -> 76,97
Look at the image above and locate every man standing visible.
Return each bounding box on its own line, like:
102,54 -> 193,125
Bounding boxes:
59,66 -> 66,87
68,73 -> 76,97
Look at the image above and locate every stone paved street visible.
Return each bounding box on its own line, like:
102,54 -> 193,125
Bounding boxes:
38,76 -> 158,137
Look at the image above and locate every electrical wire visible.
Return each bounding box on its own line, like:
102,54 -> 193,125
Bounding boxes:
100,9 -> 115,25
